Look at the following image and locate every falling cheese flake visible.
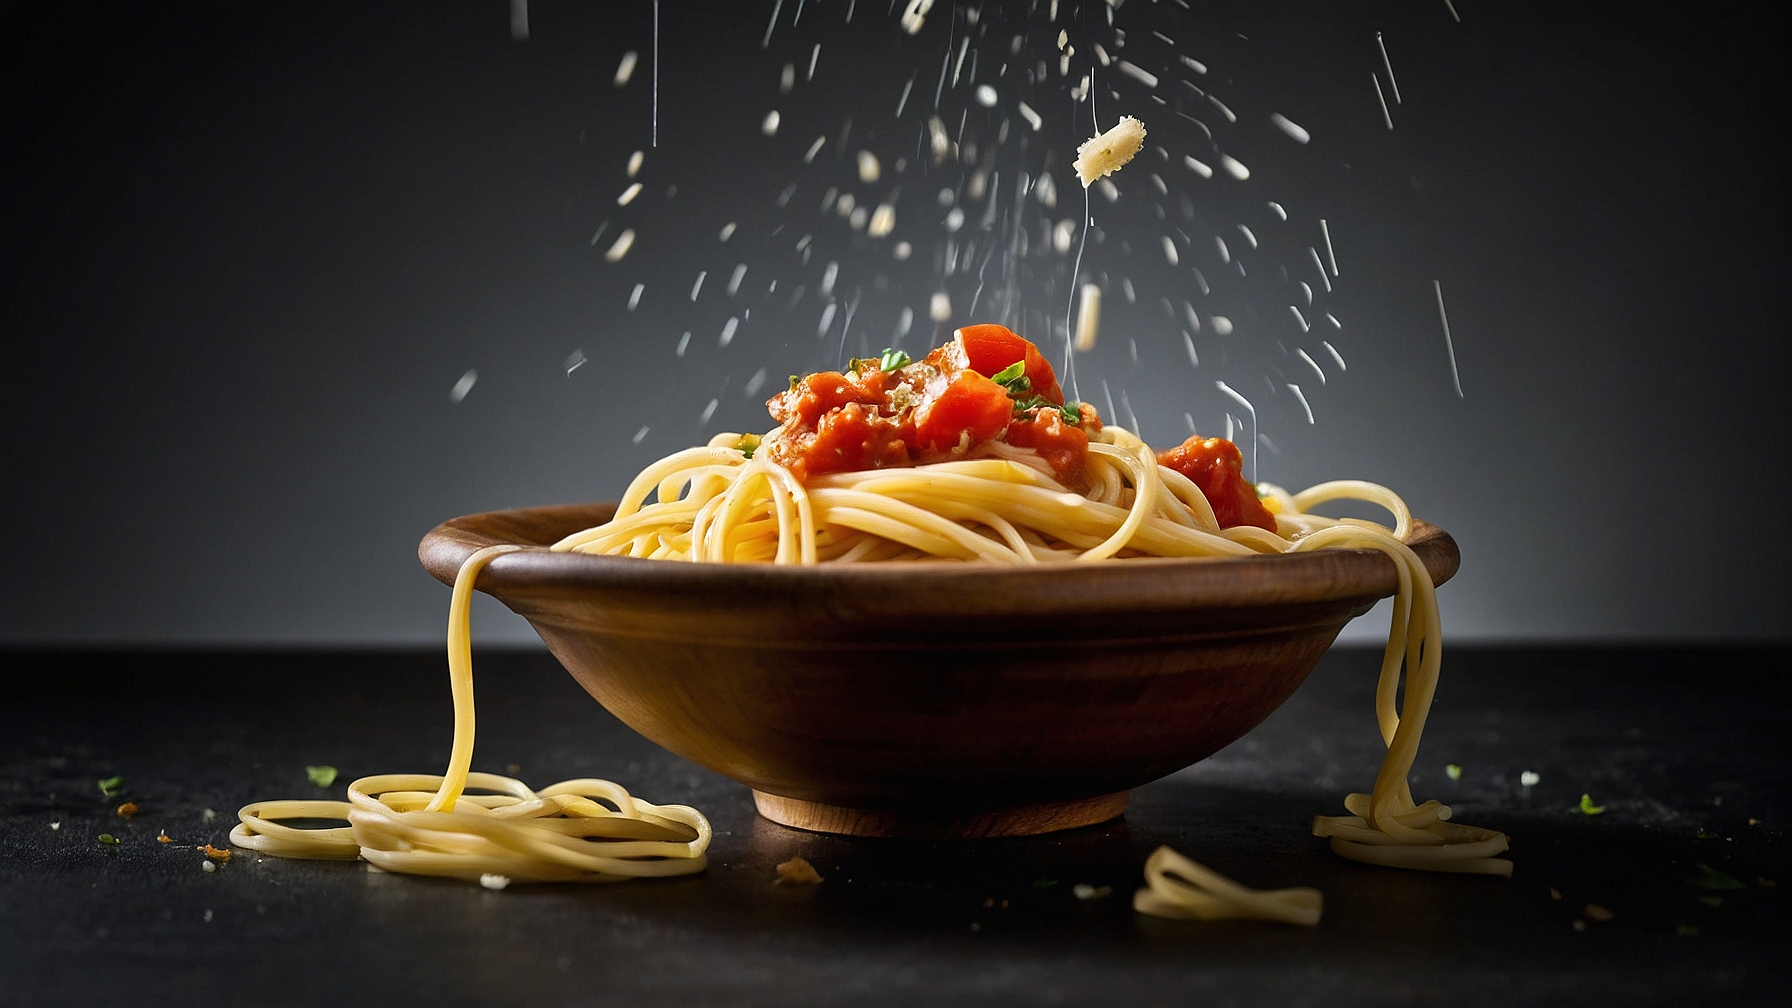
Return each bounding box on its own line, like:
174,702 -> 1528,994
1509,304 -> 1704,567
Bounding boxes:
627,150 -> 644,177
617,182 -> 643,205
868,204 -> 896,237
1116,61 -> 1158,89
1075,116 -> 1146,186
1017,102 -> 1043,132
604,228 -> 637,262
1270,113 -> 1311,144
614,51 -> 638,87
762,110 -> 781,136
857,151 -> 881,183
1183,155 -> 1213,179
480,874 -> 511,891
975,85 -> 999,107
1160,235 -> 1179,266
1218,154 -> 1250,180
1073,283 -> 1101,351
929,290 -> 952,321
900,0 -> 934,34
449,370 -> 477,404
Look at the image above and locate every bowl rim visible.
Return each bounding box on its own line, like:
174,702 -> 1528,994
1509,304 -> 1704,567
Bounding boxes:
418,501 -> 1459,618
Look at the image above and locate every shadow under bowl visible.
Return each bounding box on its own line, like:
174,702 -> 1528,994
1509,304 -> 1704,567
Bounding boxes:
420,502 -> 1458,839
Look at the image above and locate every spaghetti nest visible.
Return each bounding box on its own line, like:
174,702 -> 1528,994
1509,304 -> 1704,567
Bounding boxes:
555,426 -> 1511,879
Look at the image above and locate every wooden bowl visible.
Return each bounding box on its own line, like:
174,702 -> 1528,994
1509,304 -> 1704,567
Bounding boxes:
420,503 -> 1458,839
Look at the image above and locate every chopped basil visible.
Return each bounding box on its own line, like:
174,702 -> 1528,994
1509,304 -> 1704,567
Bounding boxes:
1061,402 -> 1082,424
991,361 -> 1026,385
1695,829 -> 1717,840
1686,863 -> 1745,891
1445,764 -> 1463,781
1697,895 -> 1724,908
788,374 -> 801,391
1577,793 -> 1606,816
305,765 -> 338,788
1031,878 -> 1058,888
98,776 -> 124,798
1676,924 -> 1700,937
879,348 -> 912,371
98,833 -> 120,846
738,435 -> 760,460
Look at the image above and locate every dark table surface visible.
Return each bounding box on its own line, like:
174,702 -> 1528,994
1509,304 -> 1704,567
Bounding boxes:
2,646 -> 1787,1007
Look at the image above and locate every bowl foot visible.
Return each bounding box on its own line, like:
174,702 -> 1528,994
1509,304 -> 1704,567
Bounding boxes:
752,790 -> 1128,839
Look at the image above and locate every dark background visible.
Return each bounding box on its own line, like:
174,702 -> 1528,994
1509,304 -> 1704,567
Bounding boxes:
4,0 -> 1788,647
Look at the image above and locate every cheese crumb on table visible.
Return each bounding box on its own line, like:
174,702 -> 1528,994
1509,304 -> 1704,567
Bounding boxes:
775,856 -> 824,884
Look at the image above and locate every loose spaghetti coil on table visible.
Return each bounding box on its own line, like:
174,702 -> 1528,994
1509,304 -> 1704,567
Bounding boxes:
231,544 -> 712,883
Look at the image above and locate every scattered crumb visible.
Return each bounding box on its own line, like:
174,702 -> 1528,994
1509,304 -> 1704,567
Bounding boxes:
506,763 -> 523,775
1073,884 -> 1113,901
982,897 -> 994,908
1697,895 -> 1723,908
1759,876 -> 1777,888
1572,919 -> 1586,932
199,844 -> 232,863
1583,904 -> 1615,923
1748,817 -> 1760,826
1520,770 -> 1541,787
1676,924 -> 1699,937
116,802 -> 140,818
1549,887 -> 1562,900
969,922 -> 981,932
49,822 -> 60,831
1445,764 -> 1463,781
480,874 -> 511,891
202,808 -> 217,823
157,832 -> 174,844
775,857 -> 824,884
203,909 -> 213,923
201,860 -> 216,873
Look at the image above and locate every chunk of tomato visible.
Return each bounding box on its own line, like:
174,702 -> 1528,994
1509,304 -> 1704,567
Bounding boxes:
1156,435 -> 1278,531
951,323 -> 1064,405
913,369 -> 1013,452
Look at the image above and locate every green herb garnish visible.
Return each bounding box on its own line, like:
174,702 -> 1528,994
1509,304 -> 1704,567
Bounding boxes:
97,833 -> 120,846
788,374 -> 802,391
305,765 -> 339,788
1685,864 -> 1745,891
879,348 -> 912,371
738,435 -> 760,460
1676,924 -> 1699,937
990,361 -> 1026,386
1695,829 -> 1717,840
1577,793 -> 1606,816
98,776 -> 124,798
1697,895 -> 1724,908
1031,878 -> 1059,889
1061,402 -> 1082,424
1445,764 -> 1463,781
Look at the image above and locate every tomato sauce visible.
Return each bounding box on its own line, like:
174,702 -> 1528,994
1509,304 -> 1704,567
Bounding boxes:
762,325 -> 1272,531
1155,435 -> 1278,531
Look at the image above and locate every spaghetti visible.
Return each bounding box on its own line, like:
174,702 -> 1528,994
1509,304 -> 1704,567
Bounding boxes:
235,323 -> 1508,896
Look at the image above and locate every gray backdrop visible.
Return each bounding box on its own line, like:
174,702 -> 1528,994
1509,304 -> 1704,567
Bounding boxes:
4,1 -> 1787,646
